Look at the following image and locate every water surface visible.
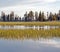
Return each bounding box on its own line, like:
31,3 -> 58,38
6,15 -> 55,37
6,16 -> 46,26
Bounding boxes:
0,38 -> 60,52
0,25 -> 60,52
0,25 -> 59,30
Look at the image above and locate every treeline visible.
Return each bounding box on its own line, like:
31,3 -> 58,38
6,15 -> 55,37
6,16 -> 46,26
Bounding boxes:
0,10 -> 60,22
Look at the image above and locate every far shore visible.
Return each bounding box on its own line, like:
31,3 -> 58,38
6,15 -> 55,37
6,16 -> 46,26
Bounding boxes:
0,21 -> 60,26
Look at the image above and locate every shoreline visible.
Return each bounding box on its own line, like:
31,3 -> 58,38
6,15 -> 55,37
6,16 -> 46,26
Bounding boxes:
0,21 -> 59,26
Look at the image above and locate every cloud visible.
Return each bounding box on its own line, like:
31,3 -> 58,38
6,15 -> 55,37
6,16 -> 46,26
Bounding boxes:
0,0 -> 58,7
44,0 -> 56,3
0,0 -> 60,17
21,0 -> 56,3
36,38 -> 60,48
20,0 -> 57,5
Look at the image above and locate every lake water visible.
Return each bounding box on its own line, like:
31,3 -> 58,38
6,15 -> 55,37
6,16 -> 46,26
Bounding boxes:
0,25 -> 60,52
0,38 -> 60,52
0,25 -> 59,30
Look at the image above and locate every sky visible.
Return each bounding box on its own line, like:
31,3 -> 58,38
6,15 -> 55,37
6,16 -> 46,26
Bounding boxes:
0,0 -> 60,17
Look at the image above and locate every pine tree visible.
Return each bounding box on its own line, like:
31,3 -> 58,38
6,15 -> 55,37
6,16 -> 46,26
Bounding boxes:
28,11 -> 34,21
39,11 -> 42,21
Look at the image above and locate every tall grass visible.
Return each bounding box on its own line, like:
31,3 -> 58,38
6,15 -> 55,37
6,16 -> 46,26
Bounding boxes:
0,21 -> 60,26
0,28 -> 60,39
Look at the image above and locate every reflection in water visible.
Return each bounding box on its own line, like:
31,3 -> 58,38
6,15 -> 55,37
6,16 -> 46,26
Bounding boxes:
0,25 -> 60,52
0,38 -> 60,52
36,38 -> 60,48
0,25 -> 59,30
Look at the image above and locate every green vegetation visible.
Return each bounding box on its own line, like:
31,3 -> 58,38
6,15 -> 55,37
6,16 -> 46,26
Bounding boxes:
0,21 -> 59,39
0,21 -> 60,26
0,28 -> 60,39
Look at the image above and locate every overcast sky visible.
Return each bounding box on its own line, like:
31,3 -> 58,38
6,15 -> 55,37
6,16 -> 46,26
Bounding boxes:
0,0 -> 60,17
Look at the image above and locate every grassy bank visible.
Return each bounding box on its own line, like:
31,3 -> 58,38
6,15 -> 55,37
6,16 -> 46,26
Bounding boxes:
0,21 -> 60,26
0,29 -> 60,39
0,21 -> 60,39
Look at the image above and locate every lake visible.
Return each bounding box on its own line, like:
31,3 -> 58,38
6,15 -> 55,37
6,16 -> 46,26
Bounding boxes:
0,38 -> 60,52
0,25 -> 59,30
0,25 -> 60,52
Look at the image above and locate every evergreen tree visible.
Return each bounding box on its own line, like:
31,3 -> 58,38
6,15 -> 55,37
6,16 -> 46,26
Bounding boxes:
57,10 -> 60,20
48,12 -> 53,21
52,13 -> 57,21
41,12 -> 45,21
1,11 -> 6,21
28,11 -> 34,21
39,11 -> 42,21
24,12 -> 28,21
